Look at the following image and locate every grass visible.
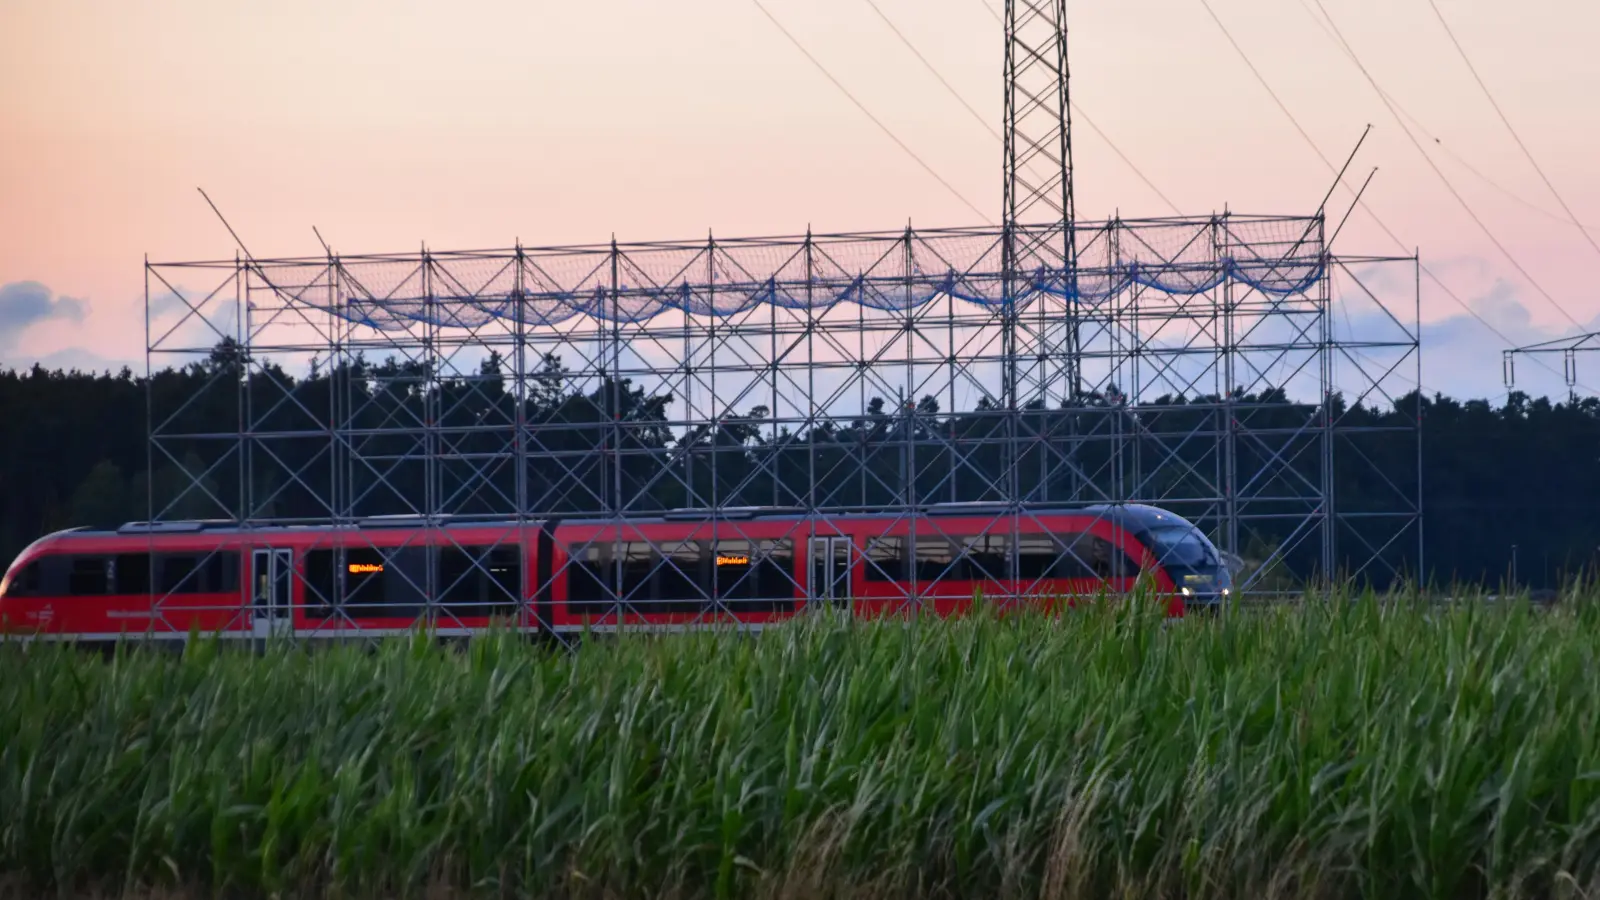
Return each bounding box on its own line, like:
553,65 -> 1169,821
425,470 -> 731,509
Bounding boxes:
2,588 -> 1600,899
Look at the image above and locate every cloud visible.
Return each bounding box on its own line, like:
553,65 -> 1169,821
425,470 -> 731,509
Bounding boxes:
1334,273 -> 1600,404
0,280 -> 88,348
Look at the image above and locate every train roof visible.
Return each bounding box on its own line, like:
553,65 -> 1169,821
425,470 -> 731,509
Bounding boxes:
49,502 -> 1193,540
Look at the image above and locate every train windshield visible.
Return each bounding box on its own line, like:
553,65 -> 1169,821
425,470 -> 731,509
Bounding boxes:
1144,524 -> 1218,568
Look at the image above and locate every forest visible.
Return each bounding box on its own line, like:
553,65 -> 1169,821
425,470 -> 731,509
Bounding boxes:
1,337 -> 1594,592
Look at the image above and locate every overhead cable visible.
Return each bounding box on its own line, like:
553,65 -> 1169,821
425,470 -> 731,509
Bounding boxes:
1309,0 -> 1586,332
1423,0 -> 1600,257
751,0 -> 993,224
1197,0 -> 1587,392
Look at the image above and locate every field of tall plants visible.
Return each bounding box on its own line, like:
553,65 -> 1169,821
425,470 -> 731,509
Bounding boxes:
2,590 -> 1600,900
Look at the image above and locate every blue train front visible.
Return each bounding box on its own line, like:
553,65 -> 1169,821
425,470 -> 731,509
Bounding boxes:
1110,504 -> 1235,609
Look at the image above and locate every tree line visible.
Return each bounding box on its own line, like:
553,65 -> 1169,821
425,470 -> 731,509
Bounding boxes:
2,338 -> 1593,591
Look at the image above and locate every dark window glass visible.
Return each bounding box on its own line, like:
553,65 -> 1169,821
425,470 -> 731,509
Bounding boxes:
38,556 -> 70,595
1106,540 -> 1138,579
1016,534 -> 1070,579
114,554 -> 151,595
1045,533 -> 1094,579
1065,533 -> 1134,580
913,535 -> 955,582
655,540 -> 706,613
756,539 -> 796,603
2,561 -> 43,598
304,549 -> 336,618
381,548 -> 428,619
205,553 -> 239,594
601,540 -> 712,615
566,543 -> 610,617
865,537 -> 905,582
959,534 -> 1009,581
68,557 -> 111,595
1143,524 -> 1218,568
343,547 -> 386,610
482,546 -> 521,611
439,544 -> 522,619
159,555 -> 202,594
713,539 -> 754,602
617,541 -> 655,606
716,538 -> 793,613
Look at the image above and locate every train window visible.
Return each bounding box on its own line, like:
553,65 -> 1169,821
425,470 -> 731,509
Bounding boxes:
713,539 -> 754,601
159,556 -> 199,593
1064,533 -> 1134,580
566,543 -> 610,616
156,553 -> 236,595
342,547 -> 386,609
655,540 -> 705,611
303,549 -> 336,617
1016,535 -> 1067,578
1142,525 -> 1217,568
598,540 -> 710,614
114,554 -> 151,595
864,537 -> 905,582
913,535 -> 956,581
1,560 -> 42,597
954,534 -> 1009,581
714,538 -> 793,613
1046,534 -> 1095,579
617,542 -> 655,605
67,557 -> 111,595
439,544 -> 522,618
387,548 -> 428,617
298,546 -> 425,619
562,539 -> 792,616
351,546 -> 427,619
756,539 -> 795,601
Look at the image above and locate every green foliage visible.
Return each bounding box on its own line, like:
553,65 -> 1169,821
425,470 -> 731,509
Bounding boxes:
2,595 -> 1600,899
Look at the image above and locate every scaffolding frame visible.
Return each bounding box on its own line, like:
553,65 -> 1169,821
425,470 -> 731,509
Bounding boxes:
142,214 -> 1422,609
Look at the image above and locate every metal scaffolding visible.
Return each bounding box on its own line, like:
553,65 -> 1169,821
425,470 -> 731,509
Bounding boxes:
142,215 -> 1422,598
137,4 -> 1422,611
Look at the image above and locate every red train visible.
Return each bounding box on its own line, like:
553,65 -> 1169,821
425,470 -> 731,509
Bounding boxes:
0,504 -> 1231,643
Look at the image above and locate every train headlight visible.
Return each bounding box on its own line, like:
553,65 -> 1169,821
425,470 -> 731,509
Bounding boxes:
1180,587 -> 1193,597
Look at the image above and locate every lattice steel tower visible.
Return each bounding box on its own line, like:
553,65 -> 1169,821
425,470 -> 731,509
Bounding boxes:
1001,1 -> 1083,507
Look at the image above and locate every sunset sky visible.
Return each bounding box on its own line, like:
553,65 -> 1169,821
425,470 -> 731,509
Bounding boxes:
3,0 -> 1599,402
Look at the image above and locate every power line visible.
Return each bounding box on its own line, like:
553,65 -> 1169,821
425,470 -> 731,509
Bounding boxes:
863,0 -> 994,138
1308,0 -> 1587,333
1195,0 -> 1587,392
750,0 -> 992,224
1196,0 -> 1340,176
1288,0 -> 1599,236
1423,0 -> 1600,257
1423,131 -> 1600,233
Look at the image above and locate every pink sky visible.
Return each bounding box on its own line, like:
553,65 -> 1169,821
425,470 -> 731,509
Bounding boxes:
3,0 -> 1599,401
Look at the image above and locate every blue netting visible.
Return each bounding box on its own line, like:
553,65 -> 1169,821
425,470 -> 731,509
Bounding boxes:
250,218 -> 1326,333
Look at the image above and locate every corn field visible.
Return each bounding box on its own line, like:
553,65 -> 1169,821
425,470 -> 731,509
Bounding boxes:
2,590 -> 1600,900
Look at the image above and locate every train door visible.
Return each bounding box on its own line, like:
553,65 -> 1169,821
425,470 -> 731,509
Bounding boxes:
251,548 -> 294,639
810,536 -> 852,611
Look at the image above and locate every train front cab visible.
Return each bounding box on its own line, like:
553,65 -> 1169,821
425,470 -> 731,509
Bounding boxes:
1116,505 -> 1233,613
